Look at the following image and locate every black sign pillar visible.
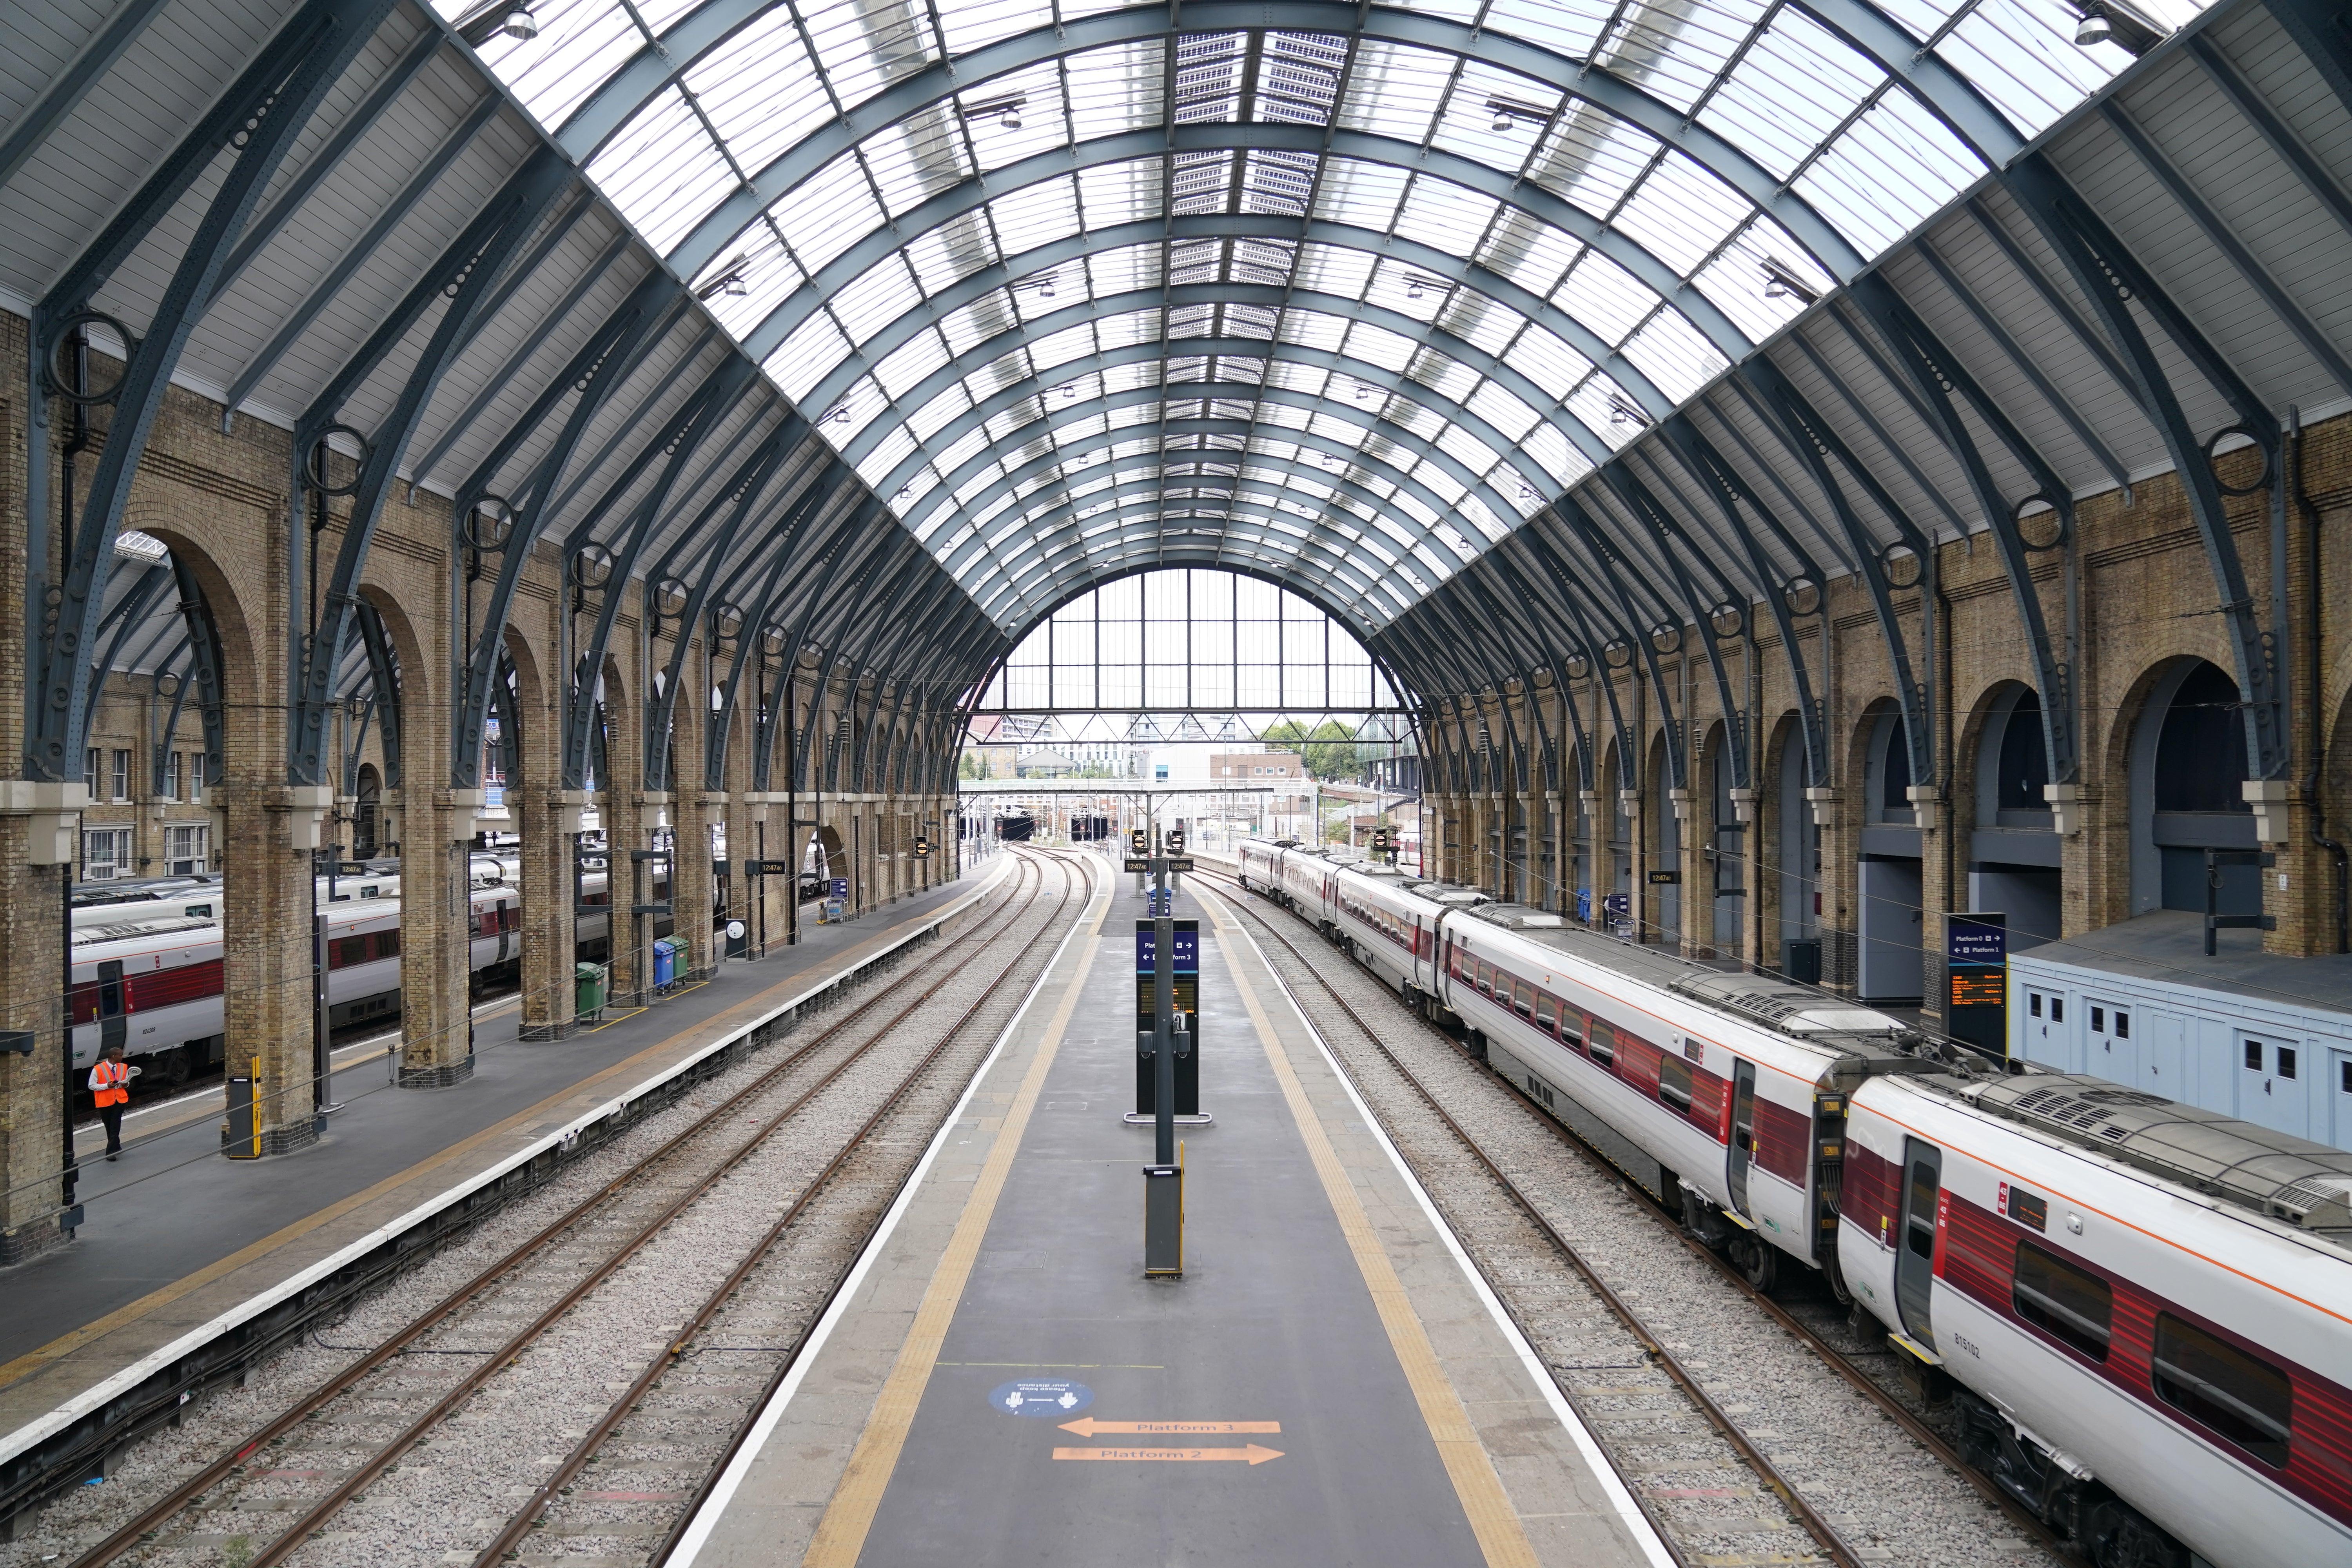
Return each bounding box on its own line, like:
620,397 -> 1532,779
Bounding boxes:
1945,911 -> 2008,1060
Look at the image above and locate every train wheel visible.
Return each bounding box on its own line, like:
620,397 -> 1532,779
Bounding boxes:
2087,1500 -> 2187,1568
164,1045 -> 195,1087
1730,1233 -> 1778,1292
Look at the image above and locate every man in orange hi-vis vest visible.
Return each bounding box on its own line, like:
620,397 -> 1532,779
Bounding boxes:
88,1044 -> 138,1160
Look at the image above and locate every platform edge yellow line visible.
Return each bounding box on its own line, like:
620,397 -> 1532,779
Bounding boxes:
799,863 -> 1110,1568
1201,896 -> 1543,1568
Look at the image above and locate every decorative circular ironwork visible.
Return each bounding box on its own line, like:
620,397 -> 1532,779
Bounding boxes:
1783,577 -> 1822,616
1602,638 -> 1634,668
1649,623 -> 1681,654
761,622 -> 789,657
1531,667 -> 1553,688
1710,603 -> 1744,638
2204,423 -> 2272,497
463,495 -> 515,551
1564,651 -> 1590,680
153,670 -> 181,699
571,543 -> 615,587
2013,496 -> 2066,552
1881,542 -> 1922,589
712,603 -> 745,641
44,311 -> 139,404
304,424 -> 371,497
652,577 -> 691,619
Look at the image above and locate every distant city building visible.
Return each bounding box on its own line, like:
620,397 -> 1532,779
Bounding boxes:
1210,752 -> 1304,781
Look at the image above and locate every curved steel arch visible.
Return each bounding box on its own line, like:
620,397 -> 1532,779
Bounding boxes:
814,218 -> 1675,434
565,3 -> 1871,288
735,124 -> 1755,371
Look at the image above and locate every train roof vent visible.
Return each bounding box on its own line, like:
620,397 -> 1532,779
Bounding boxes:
1668,973 -> 1903,1038
1969,1074 -> 2352,1242
73,915 -> 214,947
1466,906 -> 1563,929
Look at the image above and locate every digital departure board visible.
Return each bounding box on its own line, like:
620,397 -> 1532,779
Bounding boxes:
1949,967 -> 2007,1008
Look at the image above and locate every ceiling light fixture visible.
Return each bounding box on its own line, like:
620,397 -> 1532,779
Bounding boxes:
1484,95 -> 1552,134
1759,258 -> 1820,306
500,4 -> 536,38
2073,7 -> 2112,44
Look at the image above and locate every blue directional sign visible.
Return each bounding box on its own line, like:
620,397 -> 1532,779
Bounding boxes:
1134,921 -> 1199,973
1947,915 -> 2008,964
989,1378 -> 1093,1417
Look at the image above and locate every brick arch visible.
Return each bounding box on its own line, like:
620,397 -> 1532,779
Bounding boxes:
122,519 -> 260,713
2103,652 -> 2245,924
1846,693 -> 1906,821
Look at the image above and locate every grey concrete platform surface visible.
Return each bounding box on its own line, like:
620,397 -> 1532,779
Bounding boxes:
674,870 -> 1668,1568
0,855 -> 1013,1460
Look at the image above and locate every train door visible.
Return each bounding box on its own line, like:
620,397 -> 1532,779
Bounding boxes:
96,960 -> 128,1056
1896,1138 -> 1942,1347
1726,1061 -> 1757,1217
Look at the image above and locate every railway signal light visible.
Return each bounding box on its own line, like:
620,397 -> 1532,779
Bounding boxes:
1130,827 -> 1148,856
1165,827 -> 1185,854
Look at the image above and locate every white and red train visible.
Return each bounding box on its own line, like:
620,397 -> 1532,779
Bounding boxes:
67,855 -> 613,1082
1237,838 -> 2352,1568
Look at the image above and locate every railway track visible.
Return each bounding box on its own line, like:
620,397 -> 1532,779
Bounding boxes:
34,848 -> 1091,1568
1191,865 -> 2069,1568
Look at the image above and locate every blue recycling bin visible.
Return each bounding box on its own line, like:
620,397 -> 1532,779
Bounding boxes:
652,937 -> 679,989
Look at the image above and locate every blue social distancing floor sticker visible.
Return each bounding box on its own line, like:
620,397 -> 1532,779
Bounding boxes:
989,1379 -> 1093,1417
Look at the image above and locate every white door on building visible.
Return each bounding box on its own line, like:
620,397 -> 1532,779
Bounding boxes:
2084,999 -> 2135,1086
2141,1011 -> 2186,1100
2019,987 -> 2071,1070
2238,1033 -> 2310,1138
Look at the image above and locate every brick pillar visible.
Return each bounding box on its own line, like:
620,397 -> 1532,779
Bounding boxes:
0,797 -> 79,1263
1808,786 -> 1855,991
676,790 -> 721,979
219,782 -> 333,1150
394,795 -> 479,1088
603,789 -> 650,1005
517,786 -> 583,1041
1677,786 -> 1706,956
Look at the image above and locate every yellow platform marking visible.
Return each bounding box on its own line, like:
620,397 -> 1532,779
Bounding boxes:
0,898 -> 989,1397
800,872 -> 1110,1568
1201,897 -> 1543,1568
1057,1417 -> 1278,1436
1051,1444 -> 1285,1464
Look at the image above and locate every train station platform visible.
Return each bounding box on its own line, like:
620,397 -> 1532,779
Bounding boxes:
0,855 -> 1014,1495
673,870 -> 1670,1568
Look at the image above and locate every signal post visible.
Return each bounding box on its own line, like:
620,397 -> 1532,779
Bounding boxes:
1127,824 -> 1200,1277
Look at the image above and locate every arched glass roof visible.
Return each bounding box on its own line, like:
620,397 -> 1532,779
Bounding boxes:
443,0 -> 2203,634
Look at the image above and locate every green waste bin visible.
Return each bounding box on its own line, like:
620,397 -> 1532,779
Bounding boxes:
575,961 -> 606,1017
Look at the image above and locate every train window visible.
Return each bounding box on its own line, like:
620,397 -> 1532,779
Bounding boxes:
2114,1010 -> 2129,1039
2152,1314 -> 2292,1468
2013,1242 -> 2111,1362
1657,1055 -> 1693,1116
1535,993 -> 1556,1032
1906,1160 -> 1939,1260
1511,981 -> 1534,1020
1476,963 -> 1494,996
1586,1018 -> 1615,1068
1560,1009 -> 1584,1051
377,929 -> 401,958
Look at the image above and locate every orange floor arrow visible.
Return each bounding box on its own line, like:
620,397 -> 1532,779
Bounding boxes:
1053,1445 -> 1284,1465
1057,1418 -> 1279,1436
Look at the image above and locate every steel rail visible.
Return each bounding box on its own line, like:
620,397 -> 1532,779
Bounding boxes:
1196,863 -> 2073,1562
65,852 -> 1053,1568
1189,867 -> 1856,1568
491,846 -> 1093,1568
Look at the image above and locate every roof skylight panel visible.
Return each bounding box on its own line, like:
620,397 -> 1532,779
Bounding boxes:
1518,418 -> 1587,487
901,212 -> 1002,297
1066,39 -> 1167,136
1691,216 -> 1833,342
1278,309 -> 1348,355
802,0 -> 940,109
1466,381 -> 1541,444
1079,242 -> 1161,298
860,111 -> 977,220
1506,321 -> 1596,401
873,323 -> 953,396
1336,41 -> 1453,144
692,232 -> 807,341
1173,32 -> 1248,123
585,89 -> 737,255
1433,421 -> 1500,478
987,172 -> 1083,251
1392,178 -> 1501,261
1793,90 -> 1983,255
857,422 -> 920,487
1522,100 -> 1656,219
459,0 -> 641,131
1313,157 -> 1410,231
1622,305 -> 1730,401
1446,292 -> 1523,359
767,154 -> 886,277
1551,250 -> 1662,345
937,0 -> 1054,57
934,423 -> 993,475
1256,32 -> 1349,125
1934,0 -> 2136,136
1474,209 -> 1585,298
1212,353 -> 1269,382
1611,152 -> 1753,277
763,311 -> 853,401
1009,267 -> 1072,319
956,62 -> 1070,172
1430,58 -> 1567,175
1341,320 -> 1421,377
1596,0 -> 1771,116
1402,347 -> 1479,405
1096,309 -> 1163,349
1171,150 -> 1238,215
908,379 -> 971,441
1075,160 -> 1164,229
1695,8 -> 1882,183
1567,373 -> 1650,450
828,252 -> 924,347
1242,150 -> 1319,217
1223,303 -> 1279,340
683,9 -> 829,174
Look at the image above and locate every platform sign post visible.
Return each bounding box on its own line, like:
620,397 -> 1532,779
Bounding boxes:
1945,911 -> 2008,1060
1131,828 -> 1193,1277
